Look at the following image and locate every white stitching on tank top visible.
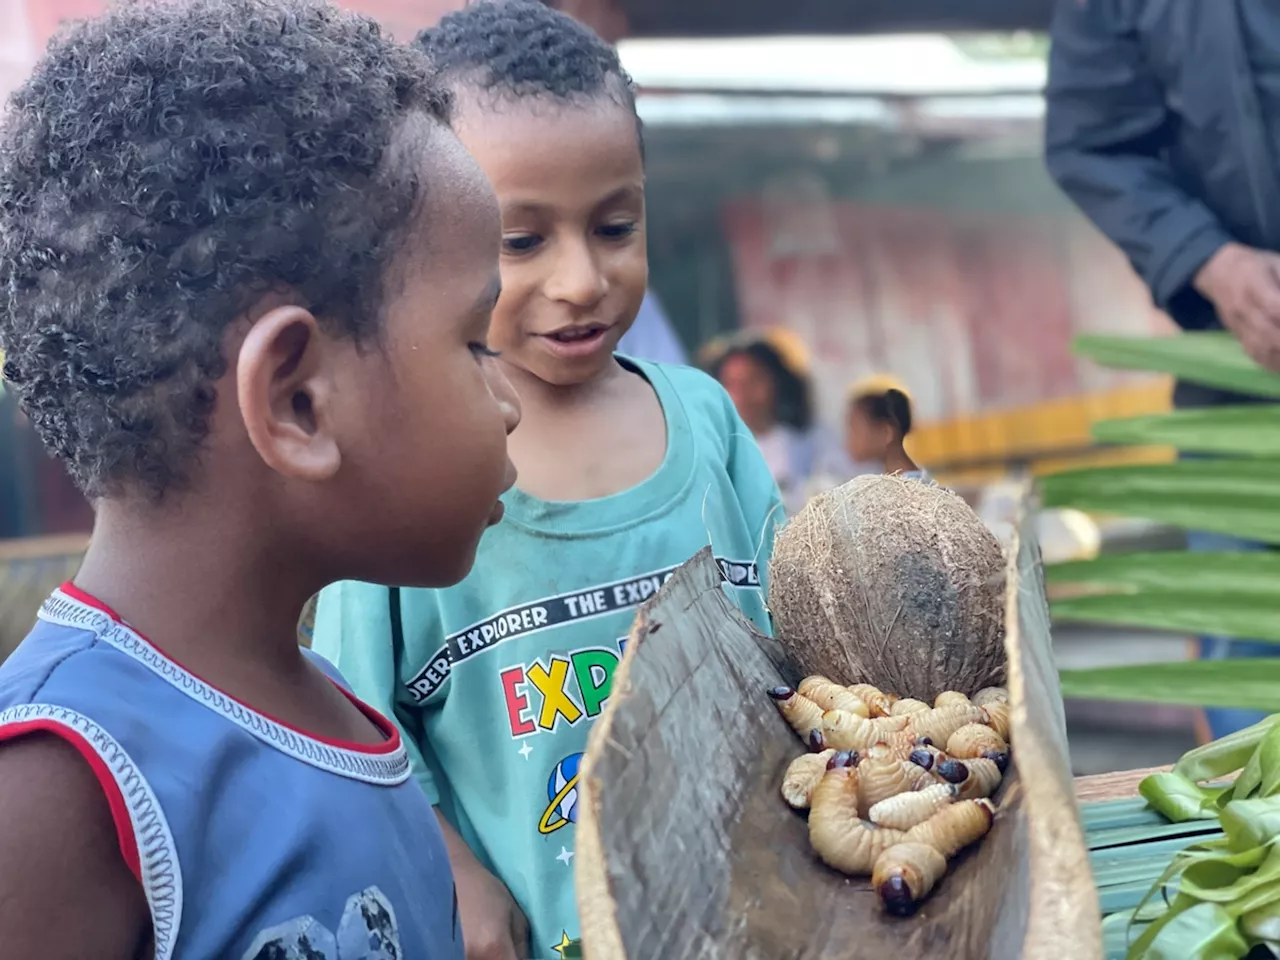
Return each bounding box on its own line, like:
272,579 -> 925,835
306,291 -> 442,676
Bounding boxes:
0,703 -> 182,960
38,592 -> 411,786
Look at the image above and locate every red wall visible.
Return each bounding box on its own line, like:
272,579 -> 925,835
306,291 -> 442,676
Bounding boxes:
22,0 -> 461,47
723,198 -> 1171,425
2,0 -> 465,107
337,0 -> 465,38
2,0 -> 466,111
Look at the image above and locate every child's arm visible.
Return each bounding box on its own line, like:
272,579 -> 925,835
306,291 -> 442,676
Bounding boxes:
436,810 -> 531,960
0,735 -> 149,955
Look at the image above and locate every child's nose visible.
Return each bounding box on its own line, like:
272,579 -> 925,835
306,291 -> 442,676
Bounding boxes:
546,239 -> 607,308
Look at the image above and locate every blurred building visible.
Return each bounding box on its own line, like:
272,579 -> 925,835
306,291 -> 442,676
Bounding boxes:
628,34 -> 1176,492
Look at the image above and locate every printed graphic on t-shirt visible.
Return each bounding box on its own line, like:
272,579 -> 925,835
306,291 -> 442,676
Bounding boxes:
404,558 -> 760,703
500,638 -> 630,741
242,885 -> 444,960
538,751 -> 583,837
550,930 -> 582,959
537,754 -> 584,960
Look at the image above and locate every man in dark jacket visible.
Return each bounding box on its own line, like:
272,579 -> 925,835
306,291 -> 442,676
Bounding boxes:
1046,0 -> 1280,738
1046,0 -> 1280,382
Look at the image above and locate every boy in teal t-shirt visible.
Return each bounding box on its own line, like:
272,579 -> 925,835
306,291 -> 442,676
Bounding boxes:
316,359 -> 777,957
312,4 -> 783,957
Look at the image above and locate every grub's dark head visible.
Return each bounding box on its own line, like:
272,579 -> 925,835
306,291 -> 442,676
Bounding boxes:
909,749 -> 936,771
877,877 -> 920,917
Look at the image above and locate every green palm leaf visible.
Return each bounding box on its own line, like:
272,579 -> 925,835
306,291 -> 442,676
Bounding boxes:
1048,552 -> 1280,593
1040,459 -> 1280,544
1041,331 -> 1280,717
1060,660 -> 1280,711
1075,333 -> 1280,398
1092,405 -> 1280,458
1047,552 -> 1280,642
1052,593 -> 1280,644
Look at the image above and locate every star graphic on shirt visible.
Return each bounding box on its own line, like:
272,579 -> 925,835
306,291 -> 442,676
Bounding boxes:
556,846 -> 574,866
518,742 -> 533,761
551,931 -> 575,959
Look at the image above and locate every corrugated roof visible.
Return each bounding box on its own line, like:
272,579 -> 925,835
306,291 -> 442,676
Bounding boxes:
620,35 -> 1046,98
620,0 -> 1054,37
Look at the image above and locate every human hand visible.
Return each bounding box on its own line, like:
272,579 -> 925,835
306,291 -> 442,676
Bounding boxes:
456,861 -> 529,960
437,812 -> 530,960
1194,242 -> 1280,371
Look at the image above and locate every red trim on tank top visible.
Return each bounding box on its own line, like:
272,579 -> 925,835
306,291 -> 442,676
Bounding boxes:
59,582 -> 400,756
0,719 -> 143,883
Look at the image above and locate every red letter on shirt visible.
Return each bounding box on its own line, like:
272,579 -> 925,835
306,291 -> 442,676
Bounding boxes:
501,666 -> 536,737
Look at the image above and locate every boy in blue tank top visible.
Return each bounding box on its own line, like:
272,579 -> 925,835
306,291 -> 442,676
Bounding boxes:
0,2 -> 521,957
312,4 -> 785,958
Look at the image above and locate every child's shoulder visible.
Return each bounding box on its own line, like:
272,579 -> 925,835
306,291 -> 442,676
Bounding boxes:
0,610 -> 112,711
0,728 -> 150,955
625,357 -> 739,427
630,356 -> 725,396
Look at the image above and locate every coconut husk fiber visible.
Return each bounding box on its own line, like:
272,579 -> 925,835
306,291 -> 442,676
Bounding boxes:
768,475 -> 1005,703
575,494 -> 1100,960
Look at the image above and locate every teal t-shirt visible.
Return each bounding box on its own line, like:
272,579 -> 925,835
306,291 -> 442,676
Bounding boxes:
312,358 -> 783,960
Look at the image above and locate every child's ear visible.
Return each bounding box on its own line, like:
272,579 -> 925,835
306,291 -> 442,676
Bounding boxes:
236,305 -> 342,482
880,421 -> 897,450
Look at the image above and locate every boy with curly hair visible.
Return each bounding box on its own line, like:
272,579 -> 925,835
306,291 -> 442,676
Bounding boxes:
0,1 -> 520,957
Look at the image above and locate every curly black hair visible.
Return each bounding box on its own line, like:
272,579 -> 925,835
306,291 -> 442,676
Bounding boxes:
0,0 -> 449,500
710,341 -> 814,432
416,0 -> 640,139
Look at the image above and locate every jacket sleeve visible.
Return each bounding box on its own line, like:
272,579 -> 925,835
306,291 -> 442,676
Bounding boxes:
1044,0 -> 1233,321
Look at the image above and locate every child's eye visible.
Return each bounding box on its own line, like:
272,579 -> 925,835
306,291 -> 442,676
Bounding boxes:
598,222 -> 637,240
469,343 -> 501,359
503,234 -> 542,254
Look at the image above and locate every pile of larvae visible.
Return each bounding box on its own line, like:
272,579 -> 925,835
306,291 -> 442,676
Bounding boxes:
769,676 -> 1011,916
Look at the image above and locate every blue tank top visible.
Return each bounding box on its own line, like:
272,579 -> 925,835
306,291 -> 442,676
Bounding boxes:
0,585 -> 463,960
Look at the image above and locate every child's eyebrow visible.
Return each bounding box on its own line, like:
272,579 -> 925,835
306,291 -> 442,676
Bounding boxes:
594,184 -> 644,208
500,184 -> 645,218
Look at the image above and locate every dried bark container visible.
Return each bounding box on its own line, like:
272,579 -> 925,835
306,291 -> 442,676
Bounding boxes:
575,497 -> 1100,960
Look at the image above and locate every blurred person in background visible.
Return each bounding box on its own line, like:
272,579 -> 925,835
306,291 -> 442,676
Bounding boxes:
710,337 -> 812,513
707,329 -> 856,513
845,376 -> 929,482
1046,0 -> 1280,738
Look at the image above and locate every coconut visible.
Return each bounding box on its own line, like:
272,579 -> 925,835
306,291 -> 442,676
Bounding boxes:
768,474 -> 1005,703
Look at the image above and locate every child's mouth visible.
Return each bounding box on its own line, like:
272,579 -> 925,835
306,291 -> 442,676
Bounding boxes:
539,324 -> 611,358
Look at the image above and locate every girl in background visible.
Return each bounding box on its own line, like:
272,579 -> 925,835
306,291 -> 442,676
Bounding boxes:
708,328 -> 858,513
709,335 -> 814,514
845,376 -> 929,481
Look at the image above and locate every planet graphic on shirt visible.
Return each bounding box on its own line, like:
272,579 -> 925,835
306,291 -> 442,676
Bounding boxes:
538,752 -> 582,835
